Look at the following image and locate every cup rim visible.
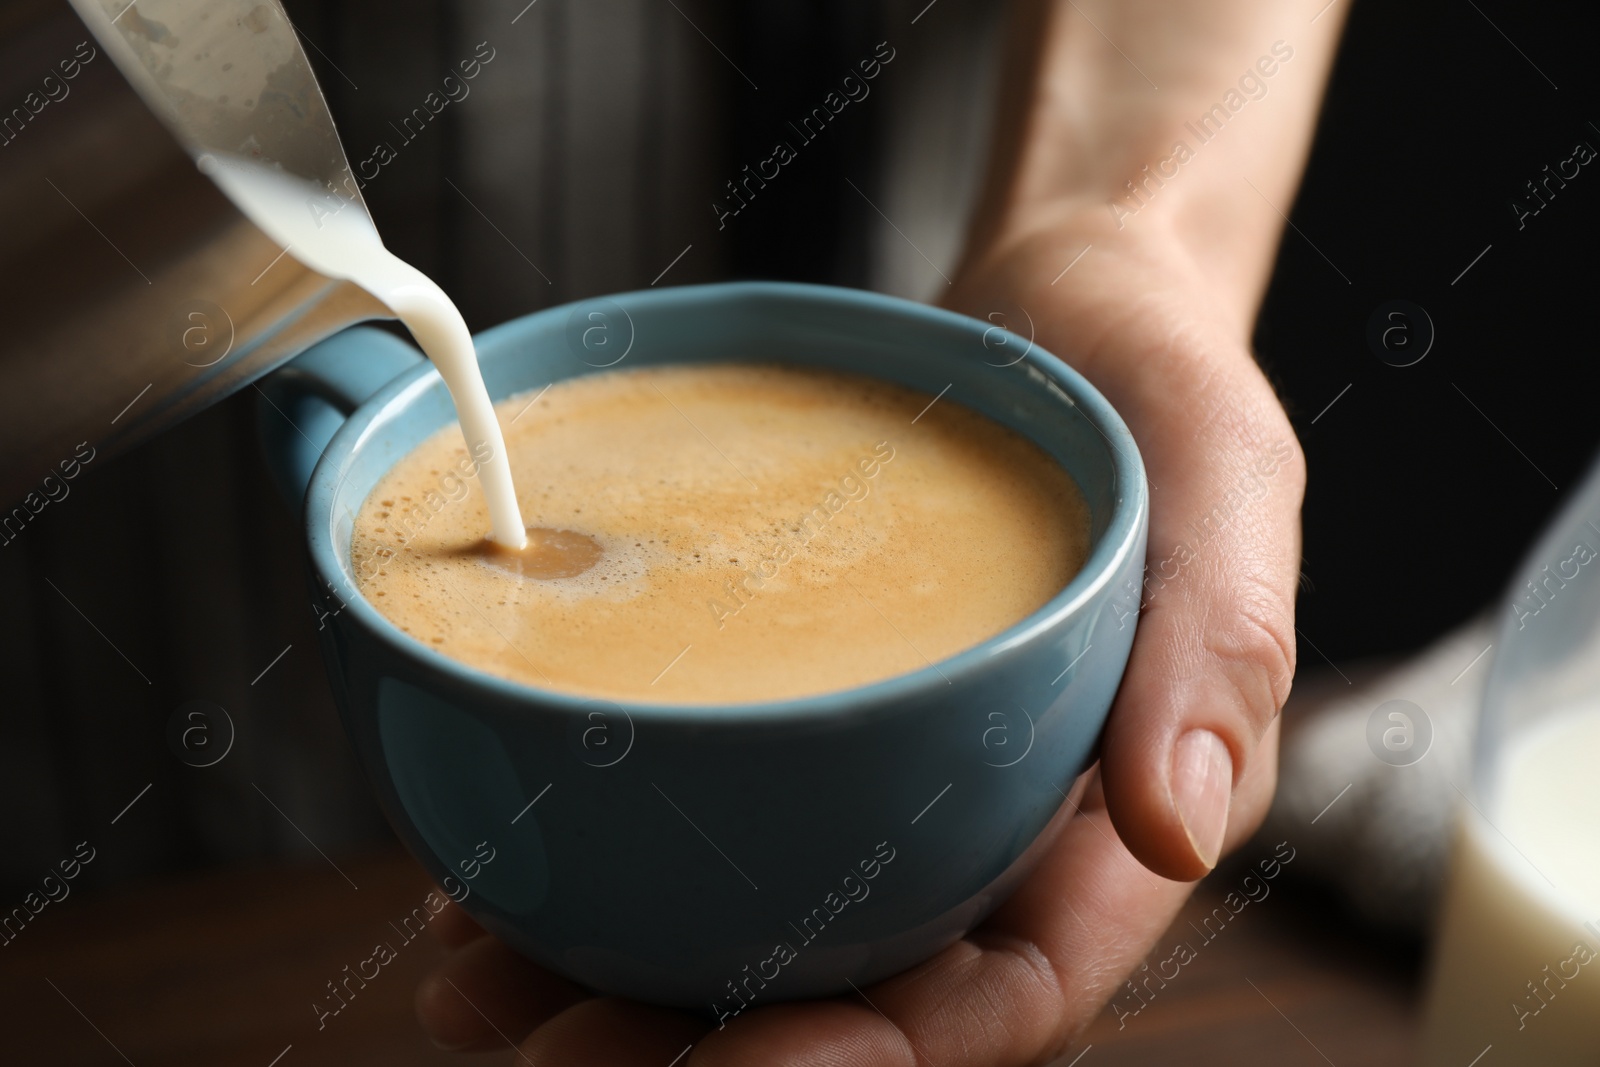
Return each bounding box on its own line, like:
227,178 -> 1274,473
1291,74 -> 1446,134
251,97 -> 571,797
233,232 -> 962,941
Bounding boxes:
305,281 -> 1147,723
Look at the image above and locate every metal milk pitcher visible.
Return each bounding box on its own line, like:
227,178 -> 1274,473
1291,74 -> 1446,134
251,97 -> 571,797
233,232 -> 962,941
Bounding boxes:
0,0 -> 389,503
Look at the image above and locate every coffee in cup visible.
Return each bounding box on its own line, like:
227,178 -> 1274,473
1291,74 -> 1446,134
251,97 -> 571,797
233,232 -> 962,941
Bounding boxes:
350,362 -> 1090,703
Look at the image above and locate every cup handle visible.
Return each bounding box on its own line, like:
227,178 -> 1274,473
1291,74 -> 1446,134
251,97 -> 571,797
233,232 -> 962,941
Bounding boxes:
256,326 -> 425,512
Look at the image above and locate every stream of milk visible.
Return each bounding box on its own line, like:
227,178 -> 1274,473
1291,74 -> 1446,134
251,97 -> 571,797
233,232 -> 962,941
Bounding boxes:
199,154 -> 527,548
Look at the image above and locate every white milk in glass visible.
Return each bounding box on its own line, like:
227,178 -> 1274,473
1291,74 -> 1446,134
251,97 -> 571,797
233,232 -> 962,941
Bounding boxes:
1420,703 -> 1600,1066
198,154 -> 527,549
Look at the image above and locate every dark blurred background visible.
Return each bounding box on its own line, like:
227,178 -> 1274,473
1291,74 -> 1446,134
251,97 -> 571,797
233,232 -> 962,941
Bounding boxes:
2,0 -> 1597,894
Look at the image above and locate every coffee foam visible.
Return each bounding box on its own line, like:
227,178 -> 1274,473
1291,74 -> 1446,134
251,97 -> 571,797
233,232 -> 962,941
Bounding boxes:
351,363 -> 1090,704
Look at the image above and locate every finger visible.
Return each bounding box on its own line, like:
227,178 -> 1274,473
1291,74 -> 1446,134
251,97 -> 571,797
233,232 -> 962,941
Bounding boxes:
1094,336 -> 1304,881
1223,714 -> 1281,855
414,934 -> 588,1051
692,1000 -> 906,1067
427,897 -> 489,951
693,801 -> 1194,1067
519,997 -> 709,1066
879,805 -> 1194,1064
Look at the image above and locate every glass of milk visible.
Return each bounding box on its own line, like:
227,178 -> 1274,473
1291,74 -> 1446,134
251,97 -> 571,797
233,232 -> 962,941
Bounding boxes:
1420,457 -> 1600,1066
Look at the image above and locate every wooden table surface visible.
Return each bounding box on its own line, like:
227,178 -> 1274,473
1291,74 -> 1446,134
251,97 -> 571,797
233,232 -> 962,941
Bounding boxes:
0,847 -> 1421,1065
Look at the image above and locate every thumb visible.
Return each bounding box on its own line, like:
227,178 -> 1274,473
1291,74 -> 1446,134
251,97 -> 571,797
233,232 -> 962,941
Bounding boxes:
1099,357 -> 1304,883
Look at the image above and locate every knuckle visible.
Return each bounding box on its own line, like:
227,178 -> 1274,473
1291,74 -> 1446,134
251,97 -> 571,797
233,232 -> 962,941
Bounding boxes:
961,933 -> 1067,1063
1204,586 -> 1296,727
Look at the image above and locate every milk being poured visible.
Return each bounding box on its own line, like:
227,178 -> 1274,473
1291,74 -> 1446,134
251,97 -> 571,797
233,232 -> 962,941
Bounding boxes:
199,154 -> 527,549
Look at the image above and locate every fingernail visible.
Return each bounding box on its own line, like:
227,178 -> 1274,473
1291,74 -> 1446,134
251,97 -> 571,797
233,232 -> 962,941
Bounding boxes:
420,1015 -> 472,1053
415,977 -> 472,1051
1171,729 -> 1232,871
416,1016 -> 465,1052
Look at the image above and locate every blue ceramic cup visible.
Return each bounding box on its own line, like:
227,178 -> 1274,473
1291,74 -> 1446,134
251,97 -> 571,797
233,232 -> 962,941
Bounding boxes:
259,281 -> 1147,1015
